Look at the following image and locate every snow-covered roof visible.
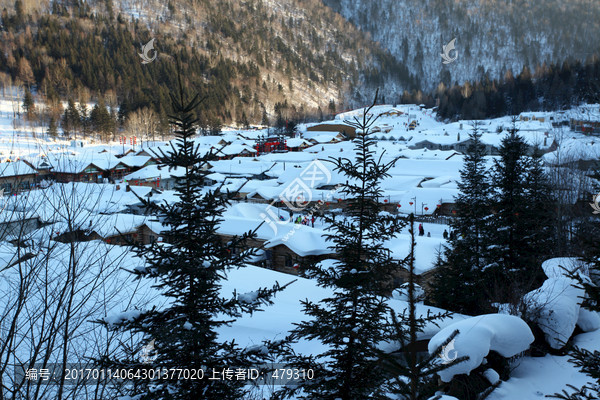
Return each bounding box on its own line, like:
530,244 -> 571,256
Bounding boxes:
215,144 -> 257,157
44,152 -> 120,173
303,132 -> 342,143
286,138 -> 313,148
123,165 -> 186,181
0,161 -> 37,177
115,155 -> 152,168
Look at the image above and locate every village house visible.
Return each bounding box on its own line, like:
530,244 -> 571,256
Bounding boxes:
123,164 -> 186,190
410,137 -> 500,155
0,211 -> 44,241
570,118 -> 600,135
0,161 -> 38,194
53,213 -> 164,246
306,121 -> 356,138
109,155 -> 156,181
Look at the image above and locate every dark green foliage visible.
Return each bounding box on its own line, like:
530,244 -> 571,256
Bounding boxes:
90,99 -> 115,139
22,87 -> 35,120
430,123 -> 557,314
328,99 -> 336,115
48,115 -> 58,136
434,58 -> 600,120
261,109 -> 269,127
429,126 -> 492,314
550,346 -> 600,399
276,92 -> 410,399
61,98 -> 80,137
100,72 -> 286,399
240,111 -> 250,129
0,2 -> 415,131
485,122 -> 556,309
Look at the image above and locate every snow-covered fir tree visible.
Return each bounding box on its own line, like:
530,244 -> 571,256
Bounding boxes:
429,125 -> 493,315
485,121 -> 555,310
99,72 -> 284,400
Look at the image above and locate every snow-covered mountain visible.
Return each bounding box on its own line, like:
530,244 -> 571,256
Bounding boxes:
323,0 -> 600,91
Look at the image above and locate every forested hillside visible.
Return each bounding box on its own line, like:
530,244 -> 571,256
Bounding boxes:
324,0 -> 600,92
0,0 -> 414,135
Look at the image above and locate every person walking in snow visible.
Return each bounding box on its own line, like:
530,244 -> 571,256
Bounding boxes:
443,229 -> 448,239
311,215 -> 315,227
418,223 -> 424,236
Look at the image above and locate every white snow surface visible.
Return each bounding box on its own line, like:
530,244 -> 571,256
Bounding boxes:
524,277 -> 584,349
524,257 -> 587,349
428,314 -> 534,383
488,329 -> 600,400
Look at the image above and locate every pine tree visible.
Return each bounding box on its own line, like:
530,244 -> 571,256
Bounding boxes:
22,87 -> 35,120
61,98 -> 80,138
521,146 -> 557,259
240,110 -> 250,129
90,99 -> 114,140
100,71 -> 285,399
48,116 -> 59,137
328,99 -> 336,116
78,103 -> 91,138
429,126 -> 492,314
276,92 -> 409,399
485,121 -> 550,310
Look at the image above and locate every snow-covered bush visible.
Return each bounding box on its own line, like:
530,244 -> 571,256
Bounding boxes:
523,258 -> 595,349
428,314 -> 534,383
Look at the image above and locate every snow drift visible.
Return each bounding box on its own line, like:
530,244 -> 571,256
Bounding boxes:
428,314 -> 534,382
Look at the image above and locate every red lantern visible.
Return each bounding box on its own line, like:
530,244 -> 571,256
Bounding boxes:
437,204 -> 441,208
384,199 -> 388,203
397,204 -> 401,207
326,202 -> 330,206
338,198 -> 342,202
452,210 -> 457,214
424,207 -> 429,211
409,202 -> 413,206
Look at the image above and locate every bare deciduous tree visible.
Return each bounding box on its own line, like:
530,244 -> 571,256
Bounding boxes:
0,164 -> 157,399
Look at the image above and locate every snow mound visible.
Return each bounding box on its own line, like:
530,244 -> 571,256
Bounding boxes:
483,368 -> 500,385
524,276 -> 583,349
577,307 -> 600,332
392,283 -> 425,302
428,314 -> 534,382
524,257 -> 590,349
541,257 -> 580,279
